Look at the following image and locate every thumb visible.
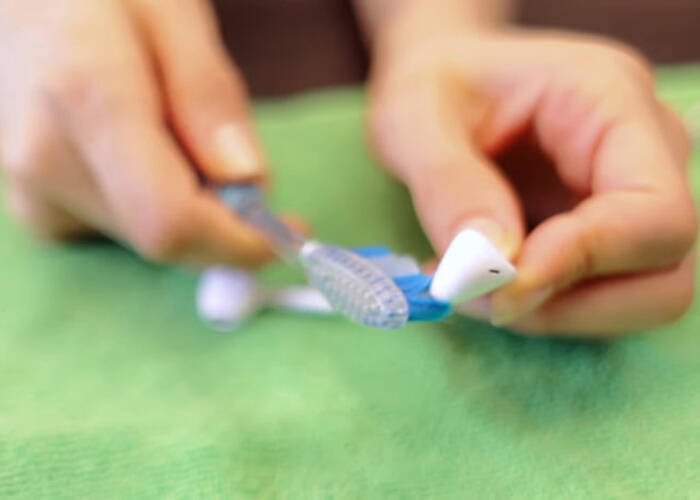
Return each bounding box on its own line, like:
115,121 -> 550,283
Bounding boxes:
134,0 -> 265,183
370,87 -> 524,258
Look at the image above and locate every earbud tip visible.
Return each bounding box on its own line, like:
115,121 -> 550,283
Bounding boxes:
430,229 -> 516,304
196,267 -> 261,331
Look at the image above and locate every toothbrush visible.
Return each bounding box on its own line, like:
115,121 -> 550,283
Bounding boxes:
216,184 -> 411,329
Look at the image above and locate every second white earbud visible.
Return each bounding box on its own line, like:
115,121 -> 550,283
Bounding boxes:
197,267 -> 333,331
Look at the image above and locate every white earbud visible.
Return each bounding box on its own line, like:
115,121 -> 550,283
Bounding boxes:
429,229 -> 516,304
196,267 -> 332,331
197,267 -> 261,330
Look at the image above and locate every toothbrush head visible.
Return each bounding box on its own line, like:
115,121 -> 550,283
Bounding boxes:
353,246 -> 452,323
300,242 -> 411,329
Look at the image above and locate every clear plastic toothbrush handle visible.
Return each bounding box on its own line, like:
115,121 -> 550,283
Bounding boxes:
216,184 -> 305,258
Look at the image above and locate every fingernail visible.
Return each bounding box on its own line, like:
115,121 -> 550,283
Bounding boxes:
491,285 -> 554,326
463,217 -> 518,258
215,124 -> 263,178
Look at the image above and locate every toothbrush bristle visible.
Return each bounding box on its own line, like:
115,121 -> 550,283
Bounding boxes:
300,244 -> 409,329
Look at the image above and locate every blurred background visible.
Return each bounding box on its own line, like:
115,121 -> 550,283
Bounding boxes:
212,0 -> 700,96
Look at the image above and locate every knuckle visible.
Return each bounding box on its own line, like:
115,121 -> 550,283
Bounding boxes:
368,88 -> 409,132
670,111 -> 693,160
131,201 -> 197,262
367,90 -> 430,173
596,39 -> 652,74
607,45 -> 654,85
42,60 -> 127,126
667,198 -> 699,257
578,39 -> 655,92
44,61 -> 97,104
4,188 -> 64,241
20,158 -> 51,182
367,99 -> 394,147
510,319 -> 550,338
1,139 -> 52,182
367,98 -> 403,165
2,149 -> 26,177
664,267 -> 695,323
678,124 -> 693,160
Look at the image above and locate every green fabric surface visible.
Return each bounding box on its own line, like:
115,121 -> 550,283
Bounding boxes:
1,66 -> 699,499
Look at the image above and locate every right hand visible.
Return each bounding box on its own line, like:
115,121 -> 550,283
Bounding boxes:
0,0 -> 273,267
367,15 -> 697,336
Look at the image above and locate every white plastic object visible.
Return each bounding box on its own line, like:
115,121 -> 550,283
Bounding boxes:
429,229 -> 516,303
197,267 -> 334,331
264,286 -> 333,314
197,267 -> 261,330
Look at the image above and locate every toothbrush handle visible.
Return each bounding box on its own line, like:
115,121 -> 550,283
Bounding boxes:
216,184 -> 305,257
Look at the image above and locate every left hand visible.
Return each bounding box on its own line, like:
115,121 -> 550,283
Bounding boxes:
367,23 -> 697,337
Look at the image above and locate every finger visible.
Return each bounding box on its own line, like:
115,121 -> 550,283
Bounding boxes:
71,112 -> 273,267
3,179 -> 93,240
508,251 -> 696,337
492,114 -> 697,325
132,0 -> 265,183
458,251 -> 696,336
0,103 -> 116,234
370,81 -> 524,258
422,258 -> 439,274
280,214 -> 312,237
45,50 -> 273,267
657,101 -> 692,170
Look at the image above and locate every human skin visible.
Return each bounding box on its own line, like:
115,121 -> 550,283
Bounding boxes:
0,0 -> 273,267
1,0 -> 696,336
354,0 -> 697,336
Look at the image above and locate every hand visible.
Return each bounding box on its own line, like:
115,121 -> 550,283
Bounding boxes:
0,0 -> 272,267
369,24 -> 697,336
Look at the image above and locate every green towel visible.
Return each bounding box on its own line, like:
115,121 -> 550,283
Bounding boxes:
1,66 -> 699,499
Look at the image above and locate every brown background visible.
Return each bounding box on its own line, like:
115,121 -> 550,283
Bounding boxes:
211,0 -> 700,96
